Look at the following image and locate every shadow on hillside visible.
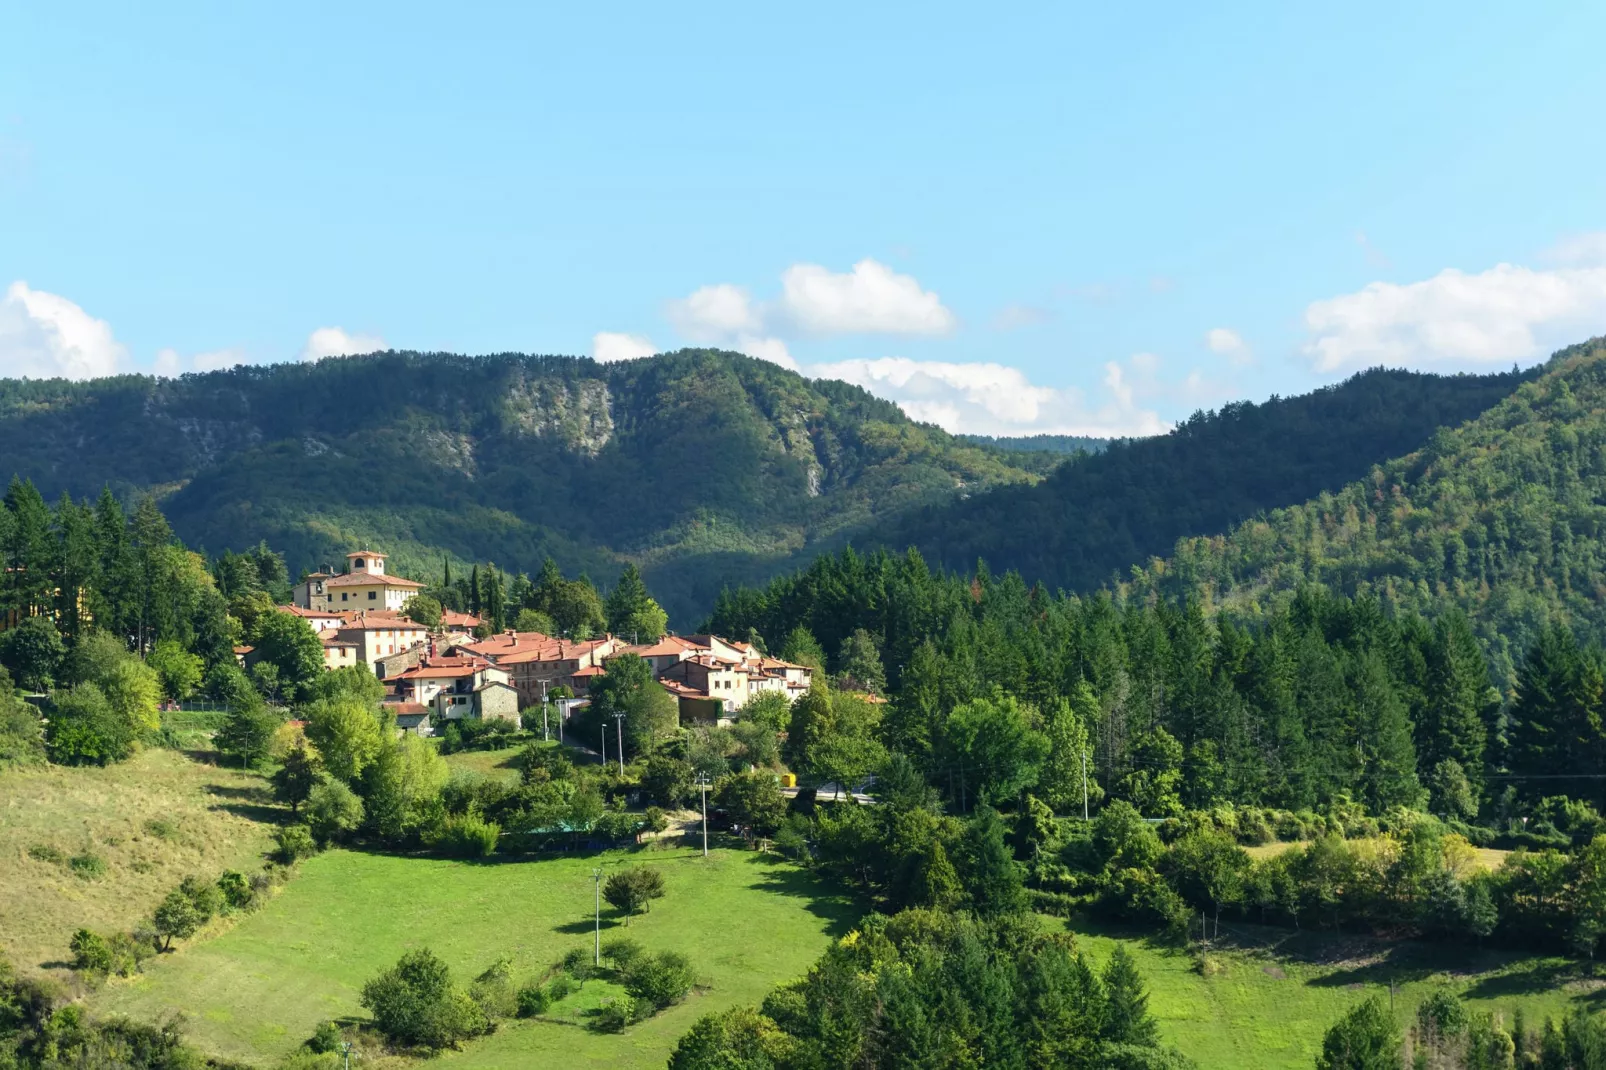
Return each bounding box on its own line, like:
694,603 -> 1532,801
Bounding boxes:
204,783 -> 284,824
1462,959 -> 1595,1002
748,860 -> 858,937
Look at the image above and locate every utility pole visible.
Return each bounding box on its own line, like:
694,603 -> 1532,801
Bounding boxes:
600,723 -> 606,768
1080,750 -> 1090,821
540,679 -> 549,741
593,866 -> 603,966
340,1042 -> 352,1070
697,774 -> 712,857
612,712 -> 626,776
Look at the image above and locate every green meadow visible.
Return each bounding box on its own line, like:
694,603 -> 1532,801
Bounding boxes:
95,845 -> 858,1068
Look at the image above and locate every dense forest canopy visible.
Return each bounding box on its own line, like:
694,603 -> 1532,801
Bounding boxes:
870,364 -> 1536,603
1124,338 -> 1606,689
0,349 -> 1044,625
0,350 -> 1533,627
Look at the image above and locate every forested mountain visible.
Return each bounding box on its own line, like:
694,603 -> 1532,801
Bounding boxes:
869,365 -> 1535,598
960,432 -> 1111,458
1124,337 -> 1606,689
0,350 -> 1041,624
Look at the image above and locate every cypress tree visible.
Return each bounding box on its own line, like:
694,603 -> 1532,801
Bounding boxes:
1100,945 -> 1159,1048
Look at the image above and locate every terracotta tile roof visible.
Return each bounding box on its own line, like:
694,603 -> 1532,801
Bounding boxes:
393,655 -> 492,680
346,549 -> 387,558
439,610 -> 482,628
461,630 -> 554,655
659,678 -> 709,699
385,702 -> 428,716
338,614 -> 429,632
325,571 -> 424,589
570,664 -> 607,677
281,605 -> 341,619
233,644 -> 254,655
625,636 -> 703,658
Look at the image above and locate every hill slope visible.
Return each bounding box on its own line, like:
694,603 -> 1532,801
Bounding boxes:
865,365 -> 1535,594
1123,338 -> 1606,685
0,349 -> 1041,623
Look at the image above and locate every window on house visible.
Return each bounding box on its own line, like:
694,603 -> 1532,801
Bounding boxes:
368,591 -> 377,600
341,593 -> 348,601
353,558 -> 364,569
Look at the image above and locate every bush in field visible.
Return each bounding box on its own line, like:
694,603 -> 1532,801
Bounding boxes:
274,824 -> 318,864
621,950 -> 697,1012
469,957 -> 518,1019
604,866 -> 666,925
592,994 -> 637,1033
70,929 -> 115,977
360,948 -> 491,1050
436,812 -> 501,858
305,777 -> 365,845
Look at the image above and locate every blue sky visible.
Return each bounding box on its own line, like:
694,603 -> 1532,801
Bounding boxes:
4,1 -> 1606,435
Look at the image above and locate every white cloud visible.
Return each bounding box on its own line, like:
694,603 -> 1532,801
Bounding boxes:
300,326 -> 387,362
1205,327 -> 1253,366
733,336 -> 797,370
808,354 -> 1168,437
152,346 -> 249,376
0,280 -> 127,379
1303,262 -> 1606,372
1543,232 -> 1606,268
780,259 -> 957,335
592,331 -> 657,363
666,283 -> 764,340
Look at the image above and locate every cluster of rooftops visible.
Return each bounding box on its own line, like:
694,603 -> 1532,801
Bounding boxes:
255,549 -> 814,732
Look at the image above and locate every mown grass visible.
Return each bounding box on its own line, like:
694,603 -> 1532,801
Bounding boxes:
0,747 -> 279,978
1064,919 -> 1598,1069
440,744 -> 525,784
95,846 -> 858,1068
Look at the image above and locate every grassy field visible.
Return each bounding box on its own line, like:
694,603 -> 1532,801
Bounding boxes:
95,845 -> 858,1068
440,745 -> 525,784
1065,920 -> 1599,1069
0,746 -> 278,978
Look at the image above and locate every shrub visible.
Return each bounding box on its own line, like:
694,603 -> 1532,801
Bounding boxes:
152,889 -> 202,950
217,870 -> 253,910
437,812 -> 501,858
69,852 -> 107,881
601,937 -> 645,971
304,778 -> 365,845
1237,809 -> 1274,845
561,946 -> 596,987
70,929 -> 115,976
470,957 -> 518,1019
604,866 -> 667,925
515,982 -> 551,1017
28,843 -> 65,865
643,806 -> 669,834
592,994 -> 636,1033
144,817 -> 181,841
622,950 -> 696,1012
359,948 -> 491,1050
546,974 -> 574,1002
179,874 -> 225,921
274,824 -> 318,864
307,1021 -> 344,1054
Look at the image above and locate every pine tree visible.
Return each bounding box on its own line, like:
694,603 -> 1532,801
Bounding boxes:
1350,649 -> 1422,812
1100,945 -> 1159,1047
1420,611 -> 1490,798
605,563 -> 651,637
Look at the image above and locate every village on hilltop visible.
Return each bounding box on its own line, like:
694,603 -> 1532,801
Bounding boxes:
238,549 -> 814,736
